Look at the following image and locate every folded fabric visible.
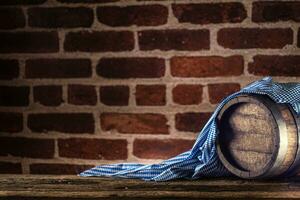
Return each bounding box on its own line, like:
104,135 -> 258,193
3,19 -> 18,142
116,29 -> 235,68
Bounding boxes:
79,77 -> 300,181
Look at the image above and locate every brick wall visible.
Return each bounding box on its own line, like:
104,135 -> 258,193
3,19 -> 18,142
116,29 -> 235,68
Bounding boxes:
0,0 -> 300,175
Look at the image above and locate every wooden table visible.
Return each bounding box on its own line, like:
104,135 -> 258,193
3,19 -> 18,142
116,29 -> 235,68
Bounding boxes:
1,175 -> 300,199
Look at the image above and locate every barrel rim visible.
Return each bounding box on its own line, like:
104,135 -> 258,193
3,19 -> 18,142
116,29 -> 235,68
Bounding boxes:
258,95 -> 288,178
281,106 -> 300,177
216,95 -> 288,178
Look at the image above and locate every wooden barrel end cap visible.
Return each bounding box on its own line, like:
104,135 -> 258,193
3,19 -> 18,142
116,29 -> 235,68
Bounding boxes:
217,95 -> 282,178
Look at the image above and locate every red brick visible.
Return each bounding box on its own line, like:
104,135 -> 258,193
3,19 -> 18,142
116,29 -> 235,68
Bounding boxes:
28,113 -> 94,133
0,137 -> 54,158
252,1 -> 300,22
97,57 -> 165,78
208,83 -> 240,104
0,86 -> 29,106
170,56 -> 244,77
0,59 -> 19,80
172,84 -> 203,105
0,32 -> 59,53
58,138 -> 127,160
0,162 -> 22,174
64,31 -> 134,52
68,85 -> 97,105
28,7 -> 93,28
30,163 -> 93,175
33,85 -> 63,106
133,139 -> 194,159
138,29 -> 209,51
135,85 -> 166,106
0,112 -> 23,133
218,28 -> 293,49
0,8 -> 25,29
58,0 -> 118,3
172,2 -> 246,24
175,112 -> 212,132
101,113 -> 169,134
100,85 -> 129,106
25,59 -> 91,79
97,5 -> 168,27
0,0 -> 46,5
248,55 -> 300,77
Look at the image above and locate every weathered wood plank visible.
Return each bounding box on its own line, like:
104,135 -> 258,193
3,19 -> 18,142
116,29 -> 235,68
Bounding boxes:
1,175 -> 300,199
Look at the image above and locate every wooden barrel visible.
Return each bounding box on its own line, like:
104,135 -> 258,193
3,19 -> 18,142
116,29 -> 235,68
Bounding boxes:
216,95 -> 300,179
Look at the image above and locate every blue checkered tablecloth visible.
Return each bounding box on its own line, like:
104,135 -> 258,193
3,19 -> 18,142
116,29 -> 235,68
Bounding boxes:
80,77 -> 300,181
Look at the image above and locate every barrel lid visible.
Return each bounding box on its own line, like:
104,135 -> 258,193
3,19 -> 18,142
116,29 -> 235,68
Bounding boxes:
217,95 -> 284,178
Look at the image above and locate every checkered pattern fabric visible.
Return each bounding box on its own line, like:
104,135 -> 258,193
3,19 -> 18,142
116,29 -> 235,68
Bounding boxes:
79,77 -> 300,181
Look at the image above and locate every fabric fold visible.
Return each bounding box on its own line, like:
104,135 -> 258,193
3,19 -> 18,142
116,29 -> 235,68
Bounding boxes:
80,77 -> 300,181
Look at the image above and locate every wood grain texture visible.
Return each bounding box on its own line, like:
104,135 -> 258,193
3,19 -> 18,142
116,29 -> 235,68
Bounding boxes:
1,175 -> 300,199
219,101 -> 277,175
217,95 -> 299,178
